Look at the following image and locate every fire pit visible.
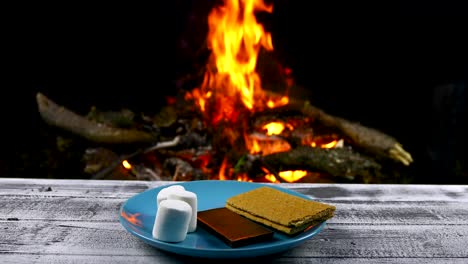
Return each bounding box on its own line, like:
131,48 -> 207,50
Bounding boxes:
35,0 -> 413,184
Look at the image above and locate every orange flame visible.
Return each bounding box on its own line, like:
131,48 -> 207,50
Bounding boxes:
208,0 -> 273,110
311,139 -> 339,149
236,173 -> 253,182
187,0 -> 285,126
264,174 -> 280,183
185,1 -> 345,183
267,96 -> 289,108
218,157 -> 230,180
245,133 -> 291,155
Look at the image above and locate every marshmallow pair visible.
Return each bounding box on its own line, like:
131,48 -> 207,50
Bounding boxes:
152,185 -> 198,243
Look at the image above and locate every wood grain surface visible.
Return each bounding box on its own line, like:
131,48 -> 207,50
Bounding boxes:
1,178 -> 467,263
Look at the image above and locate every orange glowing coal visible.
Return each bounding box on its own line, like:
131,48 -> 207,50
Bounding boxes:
245,133 -> 291,155
263,121 -> 288,135
311,138 -> 343,149
122,160 -> 132,170
265,170 -> 308,183
245,121 -> 293,156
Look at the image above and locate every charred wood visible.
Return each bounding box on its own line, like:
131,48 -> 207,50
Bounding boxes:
299,101 -> 413,166
163,157 -> 206,181
36,92 -> 157,144
255,50 -> 412,165
261,146 -> 383,180
84,136 -> 184,179
264,94 -> 414,166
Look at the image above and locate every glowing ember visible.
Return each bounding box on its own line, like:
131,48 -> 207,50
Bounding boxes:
122,160 -> 132,170
267,96 -> 289,108
278,170 -> 308,182
245,133 -> 291,155
264,170 -> 308,183
236,173 -> 253,182
262,122 -> 285,135
264,174 -> 280,183
311,139 -> 343,149
321,140 -> 338,148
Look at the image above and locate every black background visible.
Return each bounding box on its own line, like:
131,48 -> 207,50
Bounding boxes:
3,1 -> 467,182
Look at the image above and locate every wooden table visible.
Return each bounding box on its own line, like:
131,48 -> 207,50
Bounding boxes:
1,178 -> 467,263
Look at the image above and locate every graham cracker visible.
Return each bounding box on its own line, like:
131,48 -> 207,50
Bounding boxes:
226,186 -> 335,235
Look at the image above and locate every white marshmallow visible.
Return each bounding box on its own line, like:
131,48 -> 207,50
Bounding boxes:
152,199 -> 192,243
156,185 -> 185,205
168,190 -> 198,232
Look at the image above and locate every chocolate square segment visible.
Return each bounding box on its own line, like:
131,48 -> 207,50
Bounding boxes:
197,207 -> 274,247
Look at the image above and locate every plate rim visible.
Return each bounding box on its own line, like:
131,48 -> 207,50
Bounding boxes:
119,180 -> 328,258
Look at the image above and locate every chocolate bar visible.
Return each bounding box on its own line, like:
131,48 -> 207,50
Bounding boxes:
197,207 -> 274,247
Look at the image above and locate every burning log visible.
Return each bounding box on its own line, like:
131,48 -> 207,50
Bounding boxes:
36,89 -> 411,182
261,146 -> 382,180
298,101 -> 413,166
260,92 -> 413,166
36,92 -> 157,144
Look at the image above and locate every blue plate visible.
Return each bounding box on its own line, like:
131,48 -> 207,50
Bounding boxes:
119,180 -> 327,258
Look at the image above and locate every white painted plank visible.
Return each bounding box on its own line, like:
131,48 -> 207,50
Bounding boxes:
0,196 -> 122,222
1,195 -> 467,225
0,221 -> 467,258
1,255 -> 466,264
289,184 -> 468,202
1,178 -> 468,263
288,224 -> 468,258
1,179 -> 468,202
0,178 -> 160,197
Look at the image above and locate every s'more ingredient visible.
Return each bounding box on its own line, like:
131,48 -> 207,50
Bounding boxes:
226,186 -> 335,235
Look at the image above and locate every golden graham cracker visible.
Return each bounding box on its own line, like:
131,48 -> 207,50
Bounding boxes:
226,186 -> 335,235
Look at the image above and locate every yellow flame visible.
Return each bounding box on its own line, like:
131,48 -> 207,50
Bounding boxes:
122,160 -> 132,170
204,0 -> 273,112
311,140 -> 339,149
236,173 -> 253,182
264,170 -> 307,183
321,140 -> 338,148
279,170 -> 307,182
262,122 -> 285,135
264,174 -> 280,183
267,96 -> 289,108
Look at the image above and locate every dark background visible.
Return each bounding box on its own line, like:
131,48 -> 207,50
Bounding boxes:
3,1 -> 467,183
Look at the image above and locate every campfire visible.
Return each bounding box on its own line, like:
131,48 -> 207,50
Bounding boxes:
36,0 -> 413,183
